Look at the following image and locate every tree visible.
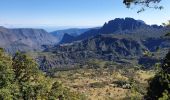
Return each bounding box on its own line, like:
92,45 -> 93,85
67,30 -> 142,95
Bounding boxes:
48,81 -> 64,100
122,1 -> 169,99
0,48 -> 19,100
12,52 -> 40,83
123,0 -> 162,7
123,0 -> 163,13
0,50 -> 85,100
145,51 -> 170,100
12,52 -> 52,99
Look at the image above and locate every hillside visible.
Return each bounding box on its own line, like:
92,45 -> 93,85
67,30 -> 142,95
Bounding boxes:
35,34 -> 148,71
0,26 -> 58,54
60,33 -> 75,44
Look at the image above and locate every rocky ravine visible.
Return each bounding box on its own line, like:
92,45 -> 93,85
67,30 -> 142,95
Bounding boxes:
34,33 -> 170,71
35,34 -> 146,71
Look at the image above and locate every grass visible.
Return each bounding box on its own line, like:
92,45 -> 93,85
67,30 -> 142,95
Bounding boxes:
53,67 -> 155,100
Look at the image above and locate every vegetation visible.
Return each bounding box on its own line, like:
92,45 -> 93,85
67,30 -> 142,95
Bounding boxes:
165,32 -> 170,36
51,65 -> 155,100
129,0 -> 170,98
0,1 -> 169,99
145,51 -> 170,100
0,48 -> 85,100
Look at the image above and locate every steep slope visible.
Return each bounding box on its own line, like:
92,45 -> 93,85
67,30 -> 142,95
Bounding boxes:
0,26 -> 58,54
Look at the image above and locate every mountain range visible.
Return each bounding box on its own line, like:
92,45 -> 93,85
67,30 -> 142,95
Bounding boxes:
0,18 -> 169,71
60,18 -> 168,44
37,18 -> 170,71
0,26 -> 58,54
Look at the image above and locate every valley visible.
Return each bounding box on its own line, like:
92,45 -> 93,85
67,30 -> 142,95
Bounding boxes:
51,66 -> 155,100
0,18 -> 170,100
1,0 -> 170,99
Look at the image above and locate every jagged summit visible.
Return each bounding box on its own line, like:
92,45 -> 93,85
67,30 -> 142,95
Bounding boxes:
60,17 -> 165,44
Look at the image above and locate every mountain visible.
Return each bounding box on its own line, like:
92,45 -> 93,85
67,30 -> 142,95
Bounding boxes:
34,18 -> 170,71
60,33 -> 75,44
60,18 -> 166,44
1,18 -> 169,71
34,34 -> 170,71
50,28 -> 92,42
35,34 -> 147,71
0,26 -> 58,54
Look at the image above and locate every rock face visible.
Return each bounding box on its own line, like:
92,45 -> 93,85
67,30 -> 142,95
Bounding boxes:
60,18 -> 165,44
0,26 -> 58,54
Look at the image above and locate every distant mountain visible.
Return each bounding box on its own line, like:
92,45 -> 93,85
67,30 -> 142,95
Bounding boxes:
0,26 -> 58,54
50,28 -> 92,42
60,18 -> 166,44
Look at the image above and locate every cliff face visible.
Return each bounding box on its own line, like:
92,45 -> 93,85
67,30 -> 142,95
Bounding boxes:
60,18 -> 165,44
0,27 -> 58,54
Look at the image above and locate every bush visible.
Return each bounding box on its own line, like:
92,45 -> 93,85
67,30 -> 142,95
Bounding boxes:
89,82 -> 107,88
145,51 -> 170,100
112,80 -> 131,89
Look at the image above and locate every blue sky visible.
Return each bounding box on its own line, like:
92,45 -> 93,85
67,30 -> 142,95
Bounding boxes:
0,0 -> 169,29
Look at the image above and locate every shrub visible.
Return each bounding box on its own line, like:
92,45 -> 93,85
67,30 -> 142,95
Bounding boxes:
89,82 -> 107,88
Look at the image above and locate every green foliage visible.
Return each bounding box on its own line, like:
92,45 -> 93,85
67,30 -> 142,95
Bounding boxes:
165,32 -> 170,37
0,48 -> 19,100
145,51 -> 170,100
0,49 -> 84,100
162,20 -> 170,27
12,52 -> 40,82
87,59 -> 101,69
49,81 -> 86,100
48,81 -> 63,100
